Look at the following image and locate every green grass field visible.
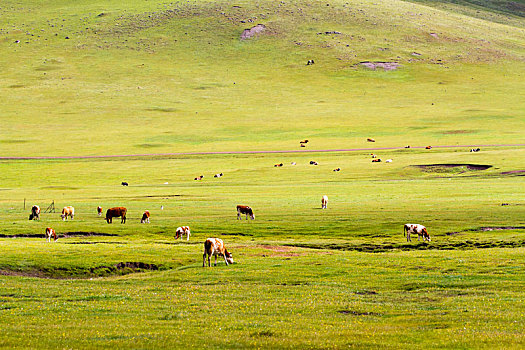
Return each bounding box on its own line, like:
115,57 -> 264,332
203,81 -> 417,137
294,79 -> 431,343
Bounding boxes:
1,0 -> 524,348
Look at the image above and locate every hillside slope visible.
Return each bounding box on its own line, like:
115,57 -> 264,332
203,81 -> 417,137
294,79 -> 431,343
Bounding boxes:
0,0 -> 524,156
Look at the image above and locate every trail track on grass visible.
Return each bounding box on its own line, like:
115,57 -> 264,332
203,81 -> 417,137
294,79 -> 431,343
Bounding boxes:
1,144 -> 524,160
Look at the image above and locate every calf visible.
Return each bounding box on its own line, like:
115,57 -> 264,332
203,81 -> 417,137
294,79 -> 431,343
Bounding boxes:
237,205 -> 255,220
321,195 -> 328,209
29,205 -> 40,220
404,224 -> 431,242
140,210 -> 150,223
106,207 -> 127,224
174,226 -> 191,240
45,227 -> 57,242
61,206 -> 75,221
203,238 -> 233,267
97,206 -> 103,216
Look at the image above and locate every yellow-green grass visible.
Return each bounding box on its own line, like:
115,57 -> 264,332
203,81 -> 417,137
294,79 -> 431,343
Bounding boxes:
1,0 -> 525,348
1,147 -> 525,347
1,0 -> 524,156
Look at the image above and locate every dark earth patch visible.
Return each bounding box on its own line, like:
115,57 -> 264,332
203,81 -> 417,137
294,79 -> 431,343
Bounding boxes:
286,238 -> 525,253
446,226 -> 525,235
338,310 -> 382,316
0,261 -> 161,279
413,164 -> 492,171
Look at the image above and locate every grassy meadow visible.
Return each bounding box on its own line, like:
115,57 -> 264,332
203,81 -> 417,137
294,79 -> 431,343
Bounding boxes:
1,0 -> 525,348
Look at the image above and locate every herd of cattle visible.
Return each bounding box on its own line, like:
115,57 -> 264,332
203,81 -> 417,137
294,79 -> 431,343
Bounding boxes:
28,196 -> 430,266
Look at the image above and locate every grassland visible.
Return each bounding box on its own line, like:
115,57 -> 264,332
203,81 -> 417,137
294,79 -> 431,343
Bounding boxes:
1,0 -> 525,348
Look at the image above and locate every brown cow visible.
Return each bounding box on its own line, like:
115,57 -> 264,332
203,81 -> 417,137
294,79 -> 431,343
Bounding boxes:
61,206 -> 75,221
29,205 -> 40,220
140,210 -> 150,224
97,206 -> 103,216
237,205 -> 255,220
45,227 -> 58,242
203,238 -> 233,267
106,207 -> 127,224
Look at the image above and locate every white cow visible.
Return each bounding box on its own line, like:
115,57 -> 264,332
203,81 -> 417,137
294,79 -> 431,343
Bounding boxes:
321,195 -> 328,209
175,226 -> 191,241
404,224 -> 431,242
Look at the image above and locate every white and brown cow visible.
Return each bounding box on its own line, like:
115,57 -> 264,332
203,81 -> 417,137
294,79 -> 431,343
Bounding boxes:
404,223 -> 431,242
140,210 -> 150,223
237,205 -> 255,220
174,226 -> 191,240
203,238 -> 233,267
60,206 -> 75,221
97,206 -> 103,216
45,227 -> 57,242
29,205 -> 40,220
321,195 -> 328,209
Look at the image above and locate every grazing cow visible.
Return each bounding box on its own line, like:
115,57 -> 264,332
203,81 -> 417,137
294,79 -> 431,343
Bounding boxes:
321,195 -> 328,209
60,206 -> 75,221
214,173 -> 223,178
237,205 -> 255,220
470,148 -> 480,152
333,168 -> 341,172
306,59 -> 315,65
174,226 -> 191,240
45,227 -> 58,242
367,138 -> 376,142
425,146 -> 432,149
106,207 -> 127,224
140,210 -> 150,223
405,145 -> 411,148
372,159 -> 382,162
29,205 -> 40,220
121,182 -> 129,186
309,161 -> 318,165
274,163 -> 283,167
194,175 -> 204,180
203,238 -> 233,267
404,224 -> 431,242
97,206 -> 103,216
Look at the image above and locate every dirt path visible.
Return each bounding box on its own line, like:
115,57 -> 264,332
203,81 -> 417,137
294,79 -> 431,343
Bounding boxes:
1,144 -> 524,160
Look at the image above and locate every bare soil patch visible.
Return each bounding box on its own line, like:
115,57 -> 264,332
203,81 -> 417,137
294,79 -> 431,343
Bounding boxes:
360,61 -> 400,71
240,24 -> 266,39
501,170 -> 525,175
